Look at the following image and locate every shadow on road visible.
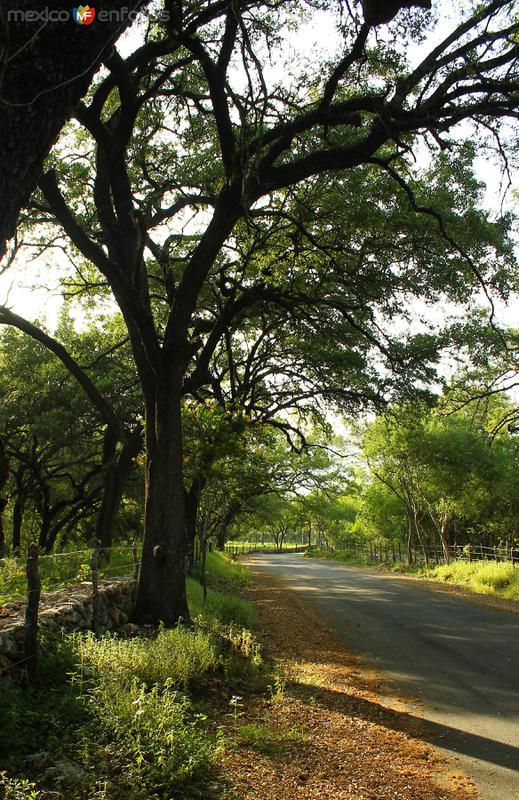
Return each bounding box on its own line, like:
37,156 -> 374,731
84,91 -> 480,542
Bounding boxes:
294,680 -> 519,772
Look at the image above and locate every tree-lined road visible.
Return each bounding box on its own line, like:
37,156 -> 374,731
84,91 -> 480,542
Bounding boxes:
249,553 -> 519,800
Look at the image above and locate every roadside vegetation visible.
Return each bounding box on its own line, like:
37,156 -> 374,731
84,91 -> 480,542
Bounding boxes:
0,553 -> 266,800
307,548 -> 519,602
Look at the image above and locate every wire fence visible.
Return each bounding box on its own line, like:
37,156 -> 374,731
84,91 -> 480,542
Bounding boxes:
0,545 -> 140,604
0,543 -> 141,681
329,540 -> 519,567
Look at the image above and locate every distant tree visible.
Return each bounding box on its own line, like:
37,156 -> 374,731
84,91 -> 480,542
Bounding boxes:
361,401 -> 518,562
0,316 -> 142,552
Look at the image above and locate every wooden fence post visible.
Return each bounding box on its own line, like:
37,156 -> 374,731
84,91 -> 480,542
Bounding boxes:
24,543 -> 40,680
91,547 -> 100,634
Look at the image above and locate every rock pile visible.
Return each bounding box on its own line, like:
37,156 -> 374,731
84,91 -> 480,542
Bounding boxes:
0,578 -> 135,672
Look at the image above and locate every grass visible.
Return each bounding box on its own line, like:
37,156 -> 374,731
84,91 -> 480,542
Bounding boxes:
0,549 -> 249,605
233,721 -> 307,754
427,560 -> 519,599
73,626 -> 221,691
188,577 -> 255,628
195,551 -> 252,590
0,551 -> 262,800
306,547 -> 519,601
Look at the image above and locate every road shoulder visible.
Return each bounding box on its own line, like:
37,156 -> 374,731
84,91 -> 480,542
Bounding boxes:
222,564 -> 478,800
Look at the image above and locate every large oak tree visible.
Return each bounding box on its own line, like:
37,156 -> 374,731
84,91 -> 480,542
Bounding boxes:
9,0 -> 519,623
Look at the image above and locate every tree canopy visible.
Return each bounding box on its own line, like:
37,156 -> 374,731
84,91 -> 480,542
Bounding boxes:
0,1 -> 151,255
0,0 -> 518,623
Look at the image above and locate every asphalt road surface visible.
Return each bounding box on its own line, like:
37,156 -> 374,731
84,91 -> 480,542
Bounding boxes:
248,552 -> 519,800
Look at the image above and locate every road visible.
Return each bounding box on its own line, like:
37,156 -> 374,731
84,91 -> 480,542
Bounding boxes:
248,552 -> 519,800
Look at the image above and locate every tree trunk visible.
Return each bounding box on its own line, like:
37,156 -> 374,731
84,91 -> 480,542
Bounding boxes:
216,505 -> 235,551
0,498 -> 6,558
440,510 -> 450,565
0,436 -> 7,558
95,426 -> 143,552
413,509 -> 429,567
38,500 -> 52,552
11,490 -> 24,555
133,379 -> 190,626
406,511 -> 413,565
185,477 -> 204,565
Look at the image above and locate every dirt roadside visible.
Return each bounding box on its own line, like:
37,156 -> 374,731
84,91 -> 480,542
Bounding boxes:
222,564 -> 478,800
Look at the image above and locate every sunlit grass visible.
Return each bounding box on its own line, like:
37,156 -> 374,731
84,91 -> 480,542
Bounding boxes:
187,576 -> 255,628
429,560 -> 519,599
202,551 -> 252,588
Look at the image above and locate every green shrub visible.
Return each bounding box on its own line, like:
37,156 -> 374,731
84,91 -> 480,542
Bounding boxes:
85,678 -> 216,795
0,548 -> 142,602
0,553 -> 260,799
73,626 -> 220,692
0,559 -> 26,601
0,638 -> 85,761
0,772 -> 41,800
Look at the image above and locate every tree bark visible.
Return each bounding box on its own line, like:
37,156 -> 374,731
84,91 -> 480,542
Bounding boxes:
406,510 -> 413,565
413,509 -> 429,568
95,426 -> 143,551
11,466 -> 26,555
133,377 -> 190,626
0,1 -> 150,256
185,477 -> 204,565
0,436 -> 8,558
216,505 -> 235,551
440,510 -> 450,565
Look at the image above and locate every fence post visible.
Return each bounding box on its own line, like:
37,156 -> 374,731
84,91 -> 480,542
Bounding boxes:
24,543 -> 41,680
91,547 -> 100,634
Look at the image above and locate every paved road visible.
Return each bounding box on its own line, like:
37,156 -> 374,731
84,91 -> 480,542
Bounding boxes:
248,552 -> 519,800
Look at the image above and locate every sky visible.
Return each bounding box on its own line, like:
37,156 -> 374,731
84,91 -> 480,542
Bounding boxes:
0,0 -> 516,336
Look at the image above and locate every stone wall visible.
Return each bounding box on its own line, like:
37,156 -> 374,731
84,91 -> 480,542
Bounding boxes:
0,577 -> 135,672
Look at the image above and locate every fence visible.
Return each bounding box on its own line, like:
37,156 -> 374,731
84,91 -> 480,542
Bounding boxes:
0,543 -> 140,681
333,540 -> 519,567
224,542 -> 307,556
